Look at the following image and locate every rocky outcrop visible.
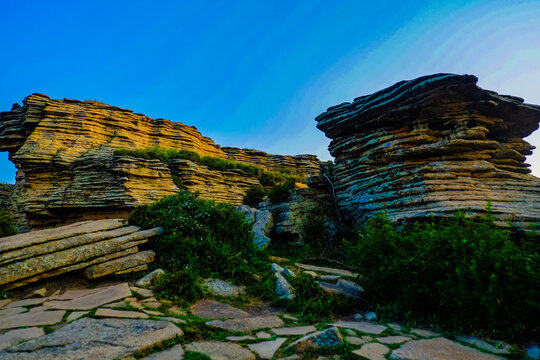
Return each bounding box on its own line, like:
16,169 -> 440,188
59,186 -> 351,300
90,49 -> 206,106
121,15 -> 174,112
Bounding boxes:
0,183 -> 13,208
0,219 -> 159,288
316,74 -> 540,231
0,95 -> 320,228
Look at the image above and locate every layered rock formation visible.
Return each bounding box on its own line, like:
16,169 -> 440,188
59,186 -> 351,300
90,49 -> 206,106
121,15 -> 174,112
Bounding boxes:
0,183 -> 13,208
0,219 -> 160,288
316,74 -> 540,231
0,94 -> 320,228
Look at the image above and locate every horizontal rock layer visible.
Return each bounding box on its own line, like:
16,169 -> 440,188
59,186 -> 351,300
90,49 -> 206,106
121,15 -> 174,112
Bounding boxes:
0,95 -> 320,228
0,219 -> 159,288
316,74 -> 540,231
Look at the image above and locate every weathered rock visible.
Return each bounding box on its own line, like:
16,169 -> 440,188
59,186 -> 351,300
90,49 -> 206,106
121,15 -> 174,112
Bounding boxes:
184,341 -> 255,360
317,279 -> 363,299
256,331 -> 272,339
0,307 -> 27,316
190,299 -> 249,319
316,73 -> 540,232
0,94 -> 320,228
377,336 -> 412,345
455,335 -> 511,355
44,283 -> 131,310
84,250 -> 155,279
0,317 -> 182,360
95,308 -> 149,319
248,338 -> 287,359
142,343 -> 184,360
272,325 -> 317,336
0,327 -> 45,351
0,183 -> 14,208
288,327 -> 343,352
0,310 -> 66,330
296,264 -> 357,277
65,311 -> 89,322
136,268 -> 166,288
274,271 -> 294,300
390,337 -> 504,360
410,328 -> 440,338
207,316 -> 284,332
353,342 -> 390,360
226,335 -> 256,341
204,278 -> 245,298
5,297 -> 47,308
130,286 -> 154,298
363,311 -> 377,321
331,321 -> 387,335
236,205 -> 273,248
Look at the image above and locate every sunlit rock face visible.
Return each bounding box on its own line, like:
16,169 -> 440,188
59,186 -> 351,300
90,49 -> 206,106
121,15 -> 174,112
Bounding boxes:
316,73 -> 540,231
0,94 -> 320,229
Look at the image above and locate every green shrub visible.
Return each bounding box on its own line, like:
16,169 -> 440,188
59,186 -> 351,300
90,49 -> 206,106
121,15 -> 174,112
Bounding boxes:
243,185 -> 267,207
0,209 -> 16,238
152,269 -> 205,305
347,210 -> 540,339
268,178 -> 296,204
129,191 -> 269,286
300,206 -> 333,256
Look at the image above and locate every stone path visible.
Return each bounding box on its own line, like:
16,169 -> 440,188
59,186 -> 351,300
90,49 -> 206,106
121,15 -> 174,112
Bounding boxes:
0,264 -> 527,359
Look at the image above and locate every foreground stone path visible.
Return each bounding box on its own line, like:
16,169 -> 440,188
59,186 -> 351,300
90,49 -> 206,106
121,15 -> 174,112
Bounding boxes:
0,265 -> 527,359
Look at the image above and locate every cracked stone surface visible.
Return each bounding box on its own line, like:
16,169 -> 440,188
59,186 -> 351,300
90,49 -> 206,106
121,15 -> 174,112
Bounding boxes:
288,327 -> 343,352
190,299 -> 249,319
353,342 -> 390,360
185,341 -> 255,360
0,327 -> 45,351
143,343 -> 184,360
207,316 -> 283,332
0,310 -> 66,330
272,325 -> 317,336
248,338 -> 287,359
390,338 -> 504,360
0,317 -> 182,360
95,308 -> 149,319
331,321 -> 387,335
43,283 -> 131,310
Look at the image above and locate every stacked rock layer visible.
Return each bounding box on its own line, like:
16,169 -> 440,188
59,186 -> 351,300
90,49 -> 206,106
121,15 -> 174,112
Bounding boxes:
0,94 -> 320,228
316,74 -> 540,231
0,219 -> 160,289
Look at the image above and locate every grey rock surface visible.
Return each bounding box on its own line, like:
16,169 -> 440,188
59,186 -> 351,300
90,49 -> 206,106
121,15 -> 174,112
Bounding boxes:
390,338 -> 504,360
185,341 -> 255,360
136,268 -> 165,288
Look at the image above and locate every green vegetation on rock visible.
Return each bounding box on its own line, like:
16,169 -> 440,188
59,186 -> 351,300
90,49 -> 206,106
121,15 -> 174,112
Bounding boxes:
0,209 -> 17,238
346,208 -> 540,340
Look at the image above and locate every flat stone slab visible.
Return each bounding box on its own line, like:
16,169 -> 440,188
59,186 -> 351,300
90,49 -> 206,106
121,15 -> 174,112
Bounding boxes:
143,343 -> 184,360
0,327 -> 45,351
272,325 -> 317,336
456,336 -> 511,355
95,308 -> 149,319
296,263 -> 357,277
331,321 -> 387,335
390,338 -> 504,360
346,336 -> 367,345
0,317 -> 183,360
204,278 -> 246,298
190,299 -> 249,319
185,341 -> 255,360
227,335 -> 256,341
207,316 -> 284,332
5,297 -> 47,308
65,311 -> 89,322
377,336 -> 412,345
130,286 -> 154,298
0,310 -> 66,330
410,328 -> 440,338
353,342 -> 390,360
0,307 -> 27,316
248,338 -> 286,359
44,283 -> 131,310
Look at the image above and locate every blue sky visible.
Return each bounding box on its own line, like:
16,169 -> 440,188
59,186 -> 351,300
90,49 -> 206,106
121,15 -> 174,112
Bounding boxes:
1,0 -> 539,183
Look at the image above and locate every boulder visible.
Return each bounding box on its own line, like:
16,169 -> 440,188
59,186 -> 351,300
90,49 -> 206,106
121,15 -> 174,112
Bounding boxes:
287,327 -> 343,352
236,205 -> 273,248
316,73 -> 540,232
136,268 -> 166,288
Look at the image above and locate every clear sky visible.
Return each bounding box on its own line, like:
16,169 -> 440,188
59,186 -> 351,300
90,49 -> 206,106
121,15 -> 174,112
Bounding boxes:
1,0 -> 539,183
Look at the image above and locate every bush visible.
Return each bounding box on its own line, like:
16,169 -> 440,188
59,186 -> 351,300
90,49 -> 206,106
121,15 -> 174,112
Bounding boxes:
347,210 -> 540,339
129,191 -> 269,286
243,186 -> 267,207
268,178 -> 296,204
0,209 -> 16,238
152,269 -> 205,305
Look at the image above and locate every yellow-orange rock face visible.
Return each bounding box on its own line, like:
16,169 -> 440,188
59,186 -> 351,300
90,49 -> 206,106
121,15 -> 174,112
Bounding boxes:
0,95 -> 320,228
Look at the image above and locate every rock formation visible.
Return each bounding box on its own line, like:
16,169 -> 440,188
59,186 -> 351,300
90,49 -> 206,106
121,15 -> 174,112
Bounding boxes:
0,219 -> 160,288
316,73 -> 540,231
0,94 -> 320,228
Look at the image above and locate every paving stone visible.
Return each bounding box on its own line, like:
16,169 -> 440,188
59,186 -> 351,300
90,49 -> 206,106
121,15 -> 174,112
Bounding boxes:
43,283 -> 131,310
0,307 -> 27,316
204,278 -> 246,298
103,301 -> 126,308
390,338 -> 504,360
456,336 -> 511,355
227,335 -> 256,341
143,343 -> 184,360
130,286 -> 154,298
387,323 -> 402,331
272,325 -> 317,336
95,308 -> 149,319
346,336 -> 366,345
256,331 -> 272,339
353,342 -> 390,360
0,327 -> 45,350
185,341 -> 255,360
410,328 -> 440,338
296,263 -> 357,277
156,317 -> 186,324
0,310 -> 66,330
248,338 -> 287,359
377,336 -> 412,345
207,316 -> 284,332
282,314 -> 298,321
66,311 -> 89,322
136,268 -> 165,288
288,327 -> 343,352
29,306 -> 48,312
50,287 -> 103,300
144,309 -> 163,316
0,299 -> 12,308
331,321 -> 387,335
6,297 -> 47,308
190,299 -> 249,319
0,317 -> 183,360
144,301 -> 162,309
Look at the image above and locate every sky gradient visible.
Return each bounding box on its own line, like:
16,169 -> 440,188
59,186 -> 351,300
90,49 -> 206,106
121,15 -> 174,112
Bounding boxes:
1,0 -> 539,183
